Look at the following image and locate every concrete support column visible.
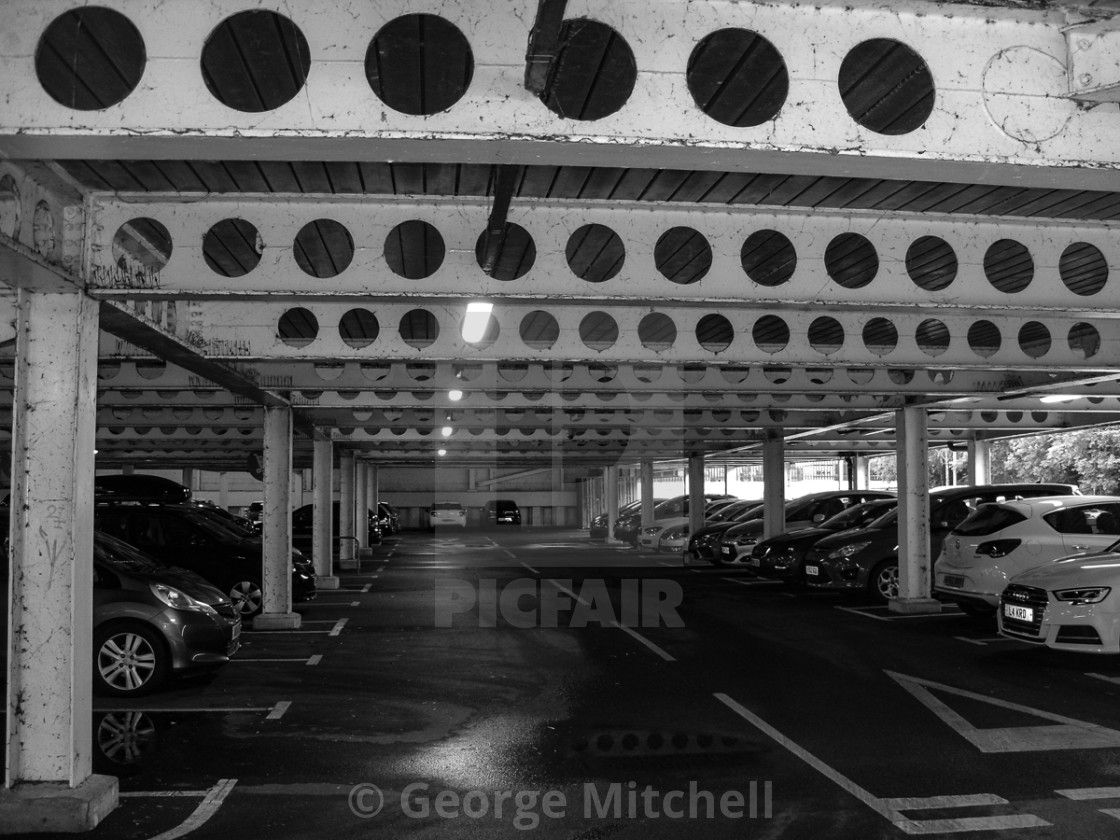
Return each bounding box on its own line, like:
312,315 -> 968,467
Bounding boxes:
605,467 -> 620,545
339,454 -> 355,570
687,452 -> 706,537
969,438 -> 991,486
181,467 -> 194,492
762,432 -> 786,540
218,471 -> 229,510
1,290 -> 117,830
640,460 -> 654,530
367,464 -> 379,536
312,438 -> 337,589
855,456 -> 870,491
354,461 -> 368,549
892,406 -> 940,614
254,406 -> 299,629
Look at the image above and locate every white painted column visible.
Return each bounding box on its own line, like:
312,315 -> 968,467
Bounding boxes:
339,453 -> 355,570
312,437 -> 337,589
639,460 -> 655,531
181,467 -> 194,492
892,406 -> 940,614
968,438 -> 991,486
354,461 -> 368,549
687,452 -> 706,537
366,463 -> 379,541
1,290 -> 117,829
762,432 -> 786,540
605,466 -> 619,544
254,406 -> 299,629
218,471 -> 229,510
855,455 -> 870,490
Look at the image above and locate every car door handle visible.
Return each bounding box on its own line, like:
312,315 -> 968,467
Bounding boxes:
1071,545 -> 1090,551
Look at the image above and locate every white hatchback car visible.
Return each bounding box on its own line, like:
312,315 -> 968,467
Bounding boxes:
935,495 -> 1120,616
999,554 -> 1120,654
429,502 -> 466,530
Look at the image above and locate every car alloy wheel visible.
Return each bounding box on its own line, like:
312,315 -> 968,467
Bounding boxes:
871,561 -> 899,603
229,579 -> 264,616
95,624 -> 167,696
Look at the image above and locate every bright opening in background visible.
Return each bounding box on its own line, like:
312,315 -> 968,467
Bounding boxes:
461,302 -> 493,343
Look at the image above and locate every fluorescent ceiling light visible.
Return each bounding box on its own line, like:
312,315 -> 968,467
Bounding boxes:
437,448 -> 447,456
448,389 -> 463,402
1039,395 -> 1079,404
461,302 -> 493,343
441,426 -> 453,437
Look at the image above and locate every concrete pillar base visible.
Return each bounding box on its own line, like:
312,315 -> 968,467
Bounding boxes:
889,597 -> 942,615
338,559 -> 358,571
316,576 -> 340,590
252,612 -> 302,630
357,547 -> 375,561
0,775 -> 118,833
605,538 -> 625,546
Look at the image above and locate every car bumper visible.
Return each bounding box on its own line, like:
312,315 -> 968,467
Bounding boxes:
717,544 -> 754,564
802,558 -> 868,591
659,538 -> 687,553
934,565 -> 1008,607
157,609 -> 241,673
999,602 -> 1120,654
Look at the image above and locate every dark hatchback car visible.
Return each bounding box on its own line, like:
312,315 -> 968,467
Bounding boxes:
614,494 -> 734,546
718,491 -> 896,566
590,499 -> 663,540
378,501 -> 400,535
687,501 -> 766,562
92,532 -> 241,696
748,498 -> 898,585
484,499 -> 522,527
94,503 -> 316,617
0,522 -> 240,697
803,483 -> 1080,603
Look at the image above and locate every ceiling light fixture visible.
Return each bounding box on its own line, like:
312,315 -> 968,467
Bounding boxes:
448,389 -> 463,402
437,448 -> 447,456
1039,394 -> 1079,404
441,426 -> 453,437
461,301 -> 493,343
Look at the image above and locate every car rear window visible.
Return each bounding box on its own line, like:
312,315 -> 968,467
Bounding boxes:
953,505 -> 1028,536
433,503 -> 462,512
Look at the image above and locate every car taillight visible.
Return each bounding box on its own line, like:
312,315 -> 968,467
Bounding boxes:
976,539 -> 1021,558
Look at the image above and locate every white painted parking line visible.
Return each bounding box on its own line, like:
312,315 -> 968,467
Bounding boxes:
722,577 -> 783,587
953,637 -> 988,646
502,548 -> 518,560
361,584 -> 371,593
714,693 -> 1049,835
835,605 -> 892,622
1101,808 -> 1120,820
245,629 -> 334,635
93,706 -> 277,715
888,671 -> 1120,753
233,658 -> 315,664
121,790 -> 210,798
306,655 -> 322,666
329,618 -> 348,636
1088,673 -> 1120,686
1057,787 -> 1120,800
521,562 -> 540,574
881,794 -> 1008,809
544,578 -> 677,663
266,701 -> 291,721
144,779 -> 238,840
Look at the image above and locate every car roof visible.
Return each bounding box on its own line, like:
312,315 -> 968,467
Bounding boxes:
979,494 -> 1120,513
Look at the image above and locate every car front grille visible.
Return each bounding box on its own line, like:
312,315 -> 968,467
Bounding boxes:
215,603 -> 239,619
1001,584 -> 1047,638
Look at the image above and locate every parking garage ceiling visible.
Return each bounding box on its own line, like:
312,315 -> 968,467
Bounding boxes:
3,0 -> 1120,471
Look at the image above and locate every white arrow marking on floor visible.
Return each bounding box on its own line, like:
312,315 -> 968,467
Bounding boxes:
145,778 -> 237,840
887,671 -> 1120,752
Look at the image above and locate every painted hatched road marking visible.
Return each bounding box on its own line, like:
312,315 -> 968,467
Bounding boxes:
1057,787 -> 1120,800
714,692 -> 1049,835
888,671 -> 1120,753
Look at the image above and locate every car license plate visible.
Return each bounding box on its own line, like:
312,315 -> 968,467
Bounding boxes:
747,557 -> 760,567
943,575 -> 964,589
232,622 -> 241,640
805,565 -> 819,576
1003,604 -> 1033,622
721,546 -> 731,555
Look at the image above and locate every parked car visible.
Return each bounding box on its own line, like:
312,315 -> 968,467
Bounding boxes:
639,498 -> 744,552
659,499 -> 765,554
91,531 -> 241,695
247,500 -> 264,531
378,501 -> 400,535
0,511 -> 241,697
718,491 -> 896,565
94,503 -> 316,617
935,495 -> 1120,616
616,494 -> 734,547
686,502 -> 767,563
484,499 -> 522,526
292,502 -> 380,556
430,501 -> 467,530
95,473 -> 192,503
803,483 -> 1080,603
748,498 -> 899,584
590,500 -> 653,540
999,553 -> 1120,653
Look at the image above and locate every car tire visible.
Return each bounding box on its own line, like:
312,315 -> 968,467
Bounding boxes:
228,579 -> 264,617
94,623 -> 169,697
958,602 -> 997,619
868,560 -> 899,604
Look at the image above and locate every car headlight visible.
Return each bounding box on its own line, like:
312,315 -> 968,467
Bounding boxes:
1053,587 -> 1111,605
735,534 -> 758,546
150,582 -> 216,614
642,526 -> 661,535
828,541 -> 872,559
663,528 -> 687,540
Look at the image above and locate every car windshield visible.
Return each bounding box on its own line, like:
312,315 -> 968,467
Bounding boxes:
953,504 -> 1028,536
821,500 -> 896,531
433,503 -> 462,511
709,500 -> 755,522
94,532 -> 166,574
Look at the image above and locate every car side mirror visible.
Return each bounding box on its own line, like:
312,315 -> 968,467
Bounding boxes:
812,513 -> 826,523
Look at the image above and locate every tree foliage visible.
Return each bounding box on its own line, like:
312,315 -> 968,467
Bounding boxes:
990,427 -> 1120,494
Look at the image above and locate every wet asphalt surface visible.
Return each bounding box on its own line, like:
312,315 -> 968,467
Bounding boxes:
11,527 -> 1120,839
